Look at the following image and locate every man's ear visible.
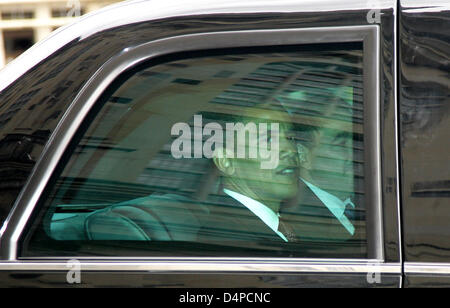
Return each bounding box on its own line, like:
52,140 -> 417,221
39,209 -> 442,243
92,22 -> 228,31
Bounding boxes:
213,156 -> 235,176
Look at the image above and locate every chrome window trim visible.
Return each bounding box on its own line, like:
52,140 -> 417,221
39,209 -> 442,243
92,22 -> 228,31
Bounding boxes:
0,26 -> 382,265
362,24 -> 382,260
0,259 -> 400,273
393,3 -> 403,286
404,263 -> 450,275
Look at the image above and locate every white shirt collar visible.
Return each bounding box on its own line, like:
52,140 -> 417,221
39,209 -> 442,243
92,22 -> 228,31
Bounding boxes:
301,178 -> 355,235
223,188 -> 288,242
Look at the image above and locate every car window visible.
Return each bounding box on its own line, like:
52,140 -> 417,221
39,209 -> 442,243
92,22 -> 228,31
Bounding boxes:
21,43 -> 370,258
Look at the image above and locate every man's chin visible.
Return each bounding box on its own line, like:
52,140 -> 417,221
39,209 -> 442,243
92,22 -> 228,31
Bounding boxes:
274,188 -> 300,201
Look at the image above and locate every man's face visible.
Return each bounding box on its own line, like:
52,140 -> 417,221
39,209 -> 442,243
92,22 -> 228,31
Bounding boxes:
288,87 -> 355,198
310,127 -> 354,199
227,109 -> 300,203
314,128 -> 353,175
281,86 -> 355,185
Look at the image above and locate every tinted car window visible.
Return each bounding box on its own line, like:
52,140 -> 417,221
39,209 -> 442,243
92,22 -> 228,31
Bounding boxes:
21,43 -> 369,258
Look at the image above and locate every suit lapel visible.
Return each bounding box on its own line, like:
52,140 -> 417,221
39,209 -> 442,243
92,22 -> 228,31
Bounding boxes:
200,195 -> 286,243
279,181 -> 354,242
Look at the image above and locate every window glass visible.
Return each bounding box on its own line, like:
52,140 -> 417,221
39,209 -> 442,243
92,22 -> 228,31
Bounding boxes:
22,43 -> 368,258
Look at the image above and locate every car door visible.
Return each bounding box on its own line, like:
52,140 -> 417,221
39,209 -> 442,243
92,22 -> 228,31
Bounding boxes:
399,0 -> 450,287
0,0 -> 402,288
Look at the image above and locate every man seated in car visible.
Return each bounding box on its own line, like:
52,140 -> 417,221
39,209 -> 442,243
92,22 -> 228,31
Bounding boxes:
203,106 -> 303,244
90,102 -> 357,251
196,103 -> 356,248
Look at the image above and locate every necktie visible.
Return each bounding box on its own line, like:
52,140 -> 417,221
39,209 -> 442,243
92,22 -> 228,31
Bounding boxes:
278,217 -> 298,242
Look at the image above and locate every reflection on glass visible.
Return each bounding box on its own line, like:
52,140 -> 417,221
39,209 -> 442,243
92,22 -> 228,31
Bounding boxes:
23,43 -> 367,258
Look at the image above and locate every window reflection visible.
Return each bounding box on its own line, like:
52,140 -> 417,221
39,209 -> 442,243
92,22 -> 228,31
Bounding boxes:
23,44 -> 367,258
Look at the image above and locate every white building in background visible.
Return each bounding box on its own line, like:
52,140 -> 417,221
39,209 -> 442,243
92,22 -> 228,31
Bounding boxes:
0,0 -> 121,68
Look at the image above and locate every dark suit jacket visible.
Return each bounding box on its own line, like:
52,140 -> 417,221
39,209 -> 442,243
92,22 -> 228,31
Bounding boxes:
89,186 -> 360,256
278,180 -> 357,243
195,183 -> 357,246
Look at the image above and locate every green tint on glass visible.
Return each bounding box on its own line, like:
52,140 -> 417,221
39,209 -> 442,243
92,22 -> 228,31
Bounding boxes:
21,44 -> 367,258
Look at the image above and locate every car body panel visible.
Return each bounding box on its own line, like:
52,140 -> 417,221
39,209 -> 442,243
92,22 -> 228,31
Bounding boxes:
399,0 -> 450,287
0,0 -> 445,287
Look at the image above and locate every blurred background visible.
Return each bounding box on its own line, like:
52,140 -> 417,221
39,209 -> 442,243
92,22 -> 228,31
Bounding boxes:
0,0 -> 122,69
